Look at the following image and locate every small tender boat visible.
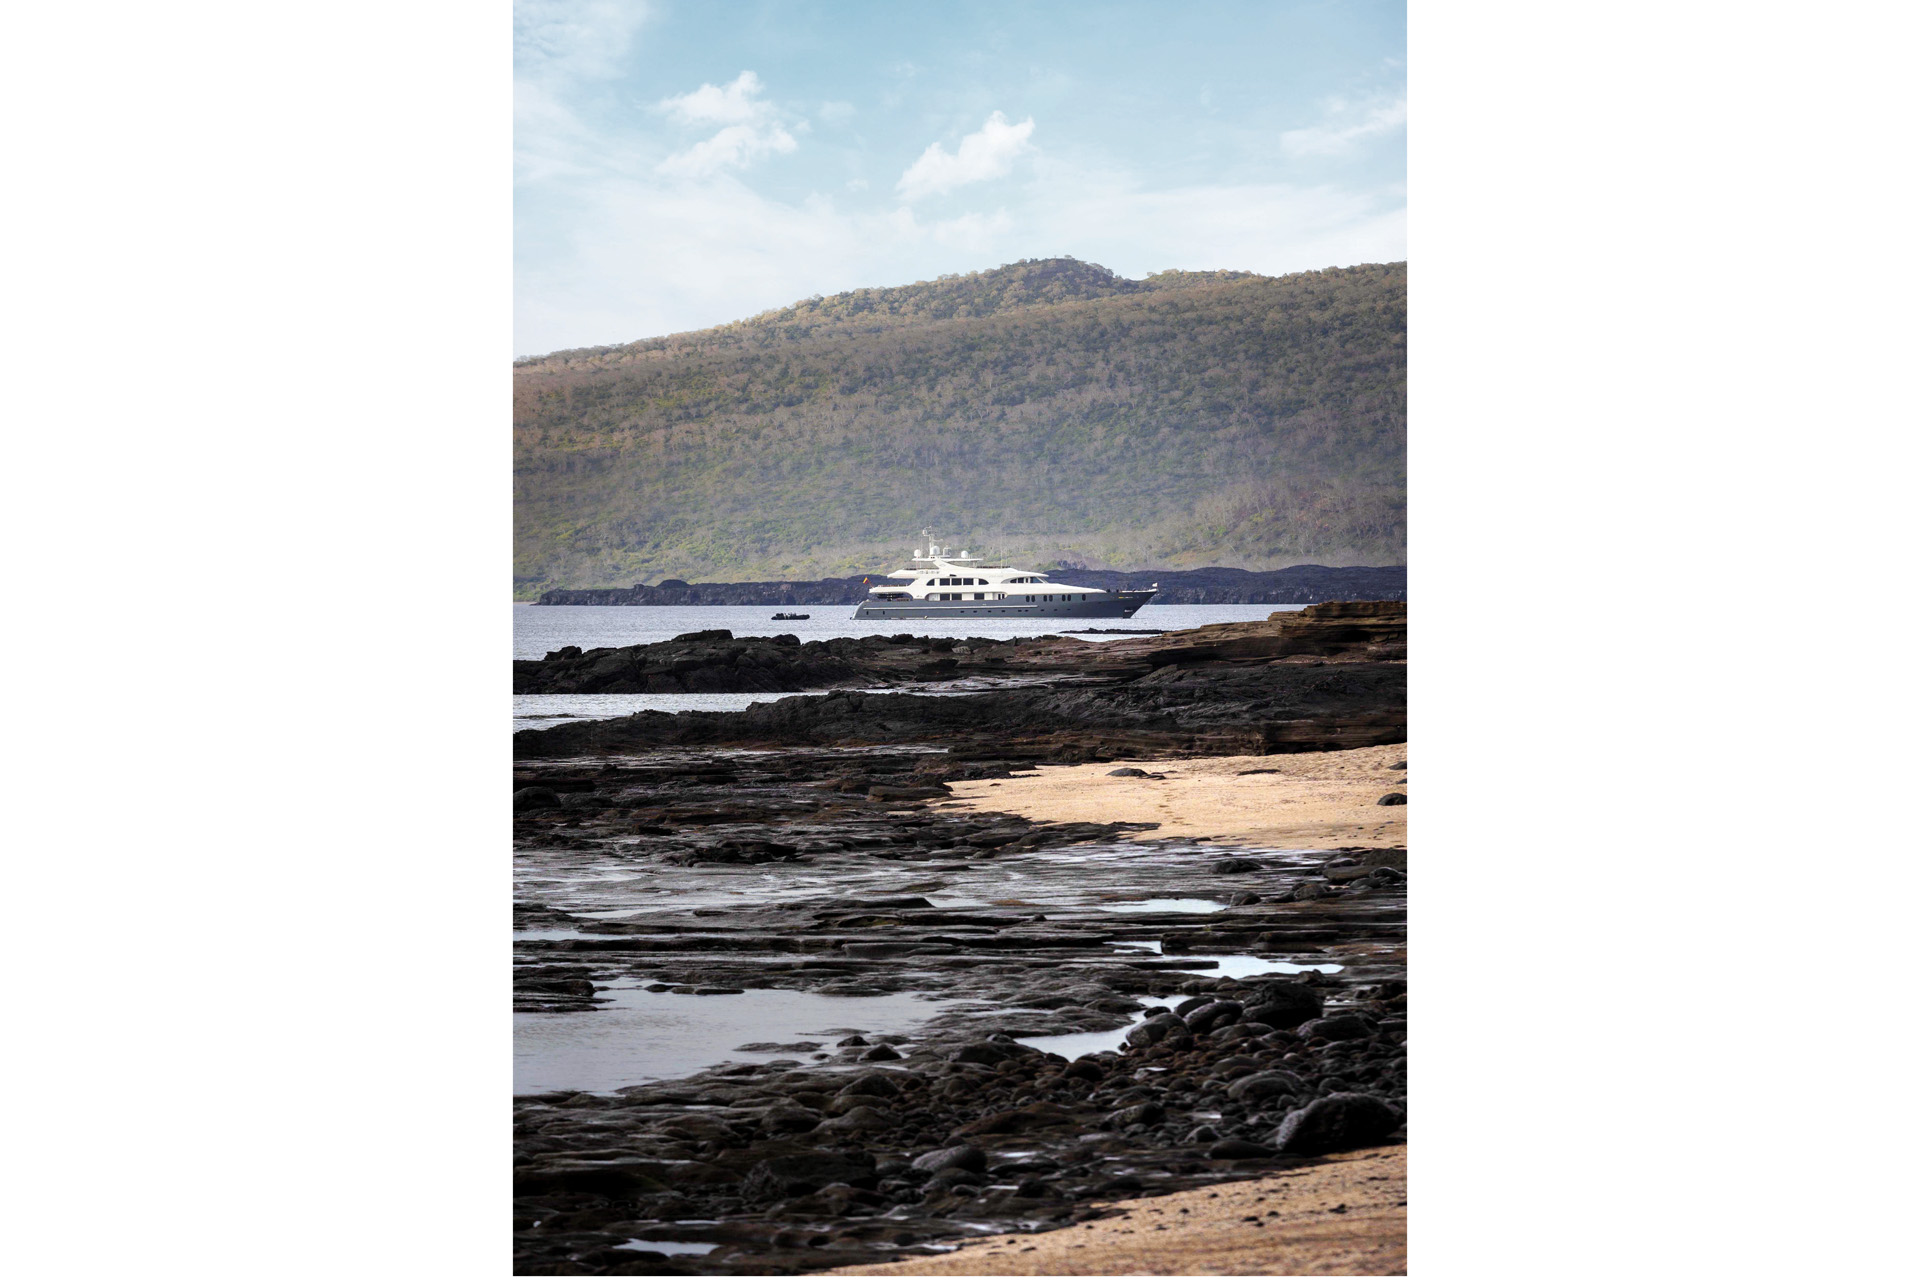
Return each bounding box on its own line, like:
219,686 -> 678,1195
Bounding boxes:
853,535 -> 1156,620
771,612 -> 810,620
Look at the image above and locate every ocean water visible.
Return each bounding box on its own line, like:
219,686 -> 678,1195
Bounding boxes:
512,602 -> 1301,732
513,602 -> 1301,661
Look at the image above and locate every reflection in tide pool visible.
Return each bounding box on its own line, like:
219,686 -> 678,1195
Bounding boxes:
1200,954 -> 1344,979
514,691 -> 795,733
1017,1016 -> 1148,1060
514,983 -> 952,1095
1099,898 -> 1228,914
1017,953 -> 1346,1059
615,1241 -> 720,1257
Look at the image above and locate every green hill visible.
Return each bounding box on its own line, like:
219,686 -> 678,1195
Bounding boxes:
514,258 -> 1405,596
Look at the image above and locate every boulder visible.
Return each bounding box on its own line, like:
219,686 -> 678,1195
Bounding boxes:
1241,983 -> 1324,1030
513,787 -> 563,814
950,1102 -> 1077,1138
1228,1070 -> 1307,1104
952,1040 -> 1022,1066
1377,793 -> 1408,806
1107,767 -> 1151,777
1297,1013 -> 1375,1042
758,1105 -> 821,1133
1182,999 -> 1244,1035
1107,1102 -> 1165,1128
909,1145 -> 987,1175
1124,1013 -> 1187,1049
1214,858 -> 1262,873
837,1072 -> 903,1098
739,1152 -> 877,1203
1208,1138 -> 1277,1159
1271,1092 -> 1403,1155
814,1105 -> 893,1133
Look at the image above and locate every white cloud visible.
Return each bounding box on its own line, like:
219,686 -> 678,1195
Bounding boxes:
1280,95 -> 1407,157
896,111 -> 1035,202
655,71 -> 799,178
656,121 -> 798,178
660,70 -> 770,125
818,100 -> 856,124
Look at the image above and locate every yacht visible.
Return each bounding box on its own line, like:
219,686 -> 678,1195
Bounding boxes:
853,538 -> 1156,620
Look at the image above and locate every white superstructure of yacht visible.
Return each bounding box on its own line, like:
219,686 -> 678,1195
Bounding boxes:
852,536 -> 1156,620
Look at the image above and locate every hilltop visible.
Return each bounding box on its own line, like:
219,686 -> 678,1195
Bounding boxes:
514,258 -> 1405,596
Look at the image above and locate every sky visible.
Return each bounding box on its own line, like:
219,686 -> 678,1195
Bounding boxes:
515,0 -> 1406,355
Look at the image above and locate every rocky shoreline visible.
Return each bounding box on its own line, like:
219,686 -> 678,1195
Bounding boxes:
515,600 -> 1407,697
531,565 -> 1406,608
513,606 -> 1408,1275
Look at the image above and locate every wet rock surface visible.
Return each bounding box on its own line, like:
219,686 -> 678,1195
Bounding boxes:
513,742 -> 1406,1275
515,661 -> 1405,763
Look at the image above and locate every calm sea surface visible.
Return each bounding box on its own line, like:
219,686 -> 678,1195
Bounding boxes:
511,602 -> 1298,733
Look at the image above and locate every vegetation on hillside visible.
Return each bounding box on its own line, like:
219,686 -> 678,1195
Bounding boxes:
514,258 -> 1405,595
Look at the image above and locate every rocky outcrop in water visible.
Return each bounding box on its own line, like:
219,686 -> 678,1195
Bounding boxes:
534,564 -> 1406,607
513,601 -> 1407,698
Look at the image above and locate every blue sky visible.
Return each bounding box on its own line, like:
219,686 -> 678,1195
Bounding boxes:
515,0 -> 1405,355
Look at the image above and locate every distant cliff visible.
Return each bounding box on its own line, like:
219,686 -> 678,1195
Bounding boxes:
534,563 -> 1405,607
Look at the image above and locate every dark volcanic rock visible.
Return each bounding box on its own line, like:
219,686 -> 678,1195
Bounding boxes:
1126,1012 -> 1188,1048
1208,1138 -> 1278,1159
513,786 -> 562,813
1296,1013 -> 1375,1042
517,659 -> 1406,760
1227,1070 -> 1307,1104
1271,1093 -> 1404,1155
1242,983 -> 1325,1030
909,1145 -> 987,1175
837,1072 -> 903,1098
1377,792 -> 1408,806
815,1105 -> 893,1132
1108,1102 -> 1166,1128
1182,1000 -> 1244,1035
740,1153 -> 878,1203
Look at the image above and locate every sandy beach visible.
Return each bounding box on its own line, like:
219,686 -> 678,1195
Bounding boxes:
940,744 -> 1408,851
827,1146 -> 1406,1276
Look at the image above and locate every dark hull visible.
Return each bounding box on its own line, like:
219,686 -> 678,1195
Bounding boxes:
853,589 -> 1155,621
